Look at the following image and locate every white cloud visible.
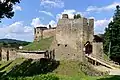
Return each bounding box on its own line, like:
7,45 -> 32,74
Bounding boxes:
56,9 -> 84,21
13,5 -> 22,11
62,9 -> 76,19
89,17 -> 95,19
0,21 -> 34,41
31,18 -> 41,27
40,0 -> 64,8
31,17 -> 55,28
94,17 -> 113,34
48,20 -> 57,27
87,2 -> 120,12
39,11 -> 54,17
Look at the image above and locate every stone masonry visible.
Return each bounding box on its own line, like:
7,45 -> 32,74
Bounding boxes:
34,14 -> 104,61
34,27 -> 56,41
54,14 -> 94,61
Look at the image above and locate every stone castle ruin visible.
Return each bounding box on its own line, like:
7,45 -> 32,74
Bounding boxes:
34,14 -> 103,61
34,26 -> 56,41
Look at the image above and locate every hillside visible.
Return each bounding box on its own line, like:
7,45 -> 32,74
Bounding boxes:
0,38 -> 30,49
0,58 -> 119,80
23,36 -> 54,51
0,38 -> 30,43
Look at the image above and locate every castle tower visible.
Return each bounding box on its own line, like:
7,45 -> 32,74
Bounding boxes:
54,14 -> 94,61
88,19 -> 94,42
34,27 -> 48,41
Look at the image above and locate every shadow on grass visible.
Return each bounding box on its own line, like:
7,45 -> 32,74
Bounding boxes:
97,75 -> 120,80
2,58 -> 59,78
0,61 -> 12,71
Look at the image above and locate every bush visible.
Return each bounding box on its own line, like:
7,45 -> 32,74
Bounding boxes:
7,74 -> 59,80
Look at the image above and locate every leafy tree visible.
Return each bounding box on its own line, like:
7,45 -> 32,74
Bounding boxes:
74,14 -> 77,19
0,0 -> 21,22
74,14 -> 81,19
76,14 -> 81,18
104,5 -> 120,63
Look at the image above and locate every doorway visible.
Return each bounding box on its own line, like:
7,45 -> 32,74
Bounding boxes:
84,41 -> 92,55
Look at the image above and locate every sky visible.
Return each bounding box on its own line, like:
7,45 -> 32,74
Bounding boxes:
0,0 -> 120,42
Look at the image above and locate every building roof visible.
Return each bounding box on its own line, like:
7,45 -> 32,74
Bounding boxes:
36,27 -> 48,30
93,34 -> 104,42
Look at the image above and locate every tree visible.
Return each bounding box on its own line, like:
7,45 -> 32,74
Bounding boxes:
104,5 -> 120,63
76,14 -> 81,18
0,0 -> 21,22
74,14 -> 77,19
74,14 -> 81,19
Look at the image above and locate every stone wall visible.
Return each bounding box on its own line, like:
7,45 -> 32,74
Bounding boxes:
16,53 -> 44,59
34,27 -> 56,41
42,29 -> 56,39
88,19 -> 94,42
92,42 -> 104,59
54,16 -> 94,61
0,48 -> 46,61
1,48 -> 17,61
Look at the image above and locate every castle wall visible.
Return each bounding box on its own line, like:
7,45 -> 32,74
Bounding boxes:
92,42 -> 103,59
56,18 -> 84,50
1,48 -> 17,61
88,19 -> 94,42
34,28 -> 56,41
34,28 -> 42,41
43,29 -> 56,39
54,16 -> 94,61
55,18 -> 87,61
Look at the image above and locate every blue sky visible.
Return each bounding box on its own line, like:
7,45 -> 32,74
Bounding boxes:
0,0 -> 120,42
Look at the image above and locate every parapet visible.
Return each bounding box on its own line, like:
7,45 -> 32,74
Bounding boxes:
35,27 -> 48,30
62,14 -> 69,19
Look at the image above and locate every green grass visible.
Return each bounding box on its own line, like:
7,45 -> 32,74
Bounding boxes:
1,58 -> 25,72
23,36 -> 54,51
103,54 -> 110,61
53,60 -> 86,78
5,74 -> 120,80
0,58 -> 120,80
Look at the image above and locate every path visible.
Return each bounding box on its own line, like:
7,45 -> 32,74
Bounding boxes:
85,54 -> 120,75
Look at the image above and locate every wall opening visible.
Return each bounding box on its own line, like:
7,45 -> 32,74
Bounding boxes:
65,44 -> 67,47
57,44 -> 60,46
84,41 -> 92,55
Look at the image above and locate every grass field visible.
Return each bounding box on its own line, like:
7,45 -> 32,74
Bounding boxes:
0,58 -> 119,80
23,36 -> 54,51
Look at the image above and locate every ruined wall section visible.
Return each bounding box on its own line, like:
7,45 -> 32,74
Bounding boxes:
83,18 -> 89,44
55,18 -> 86,61
34,28 -> 56,41
43,29 -> 56,39
1,48 -> 17,61
56,18 -> 84,50
34,28 -> 42,41
92,42 -> 103,59
88,19 -> 94,42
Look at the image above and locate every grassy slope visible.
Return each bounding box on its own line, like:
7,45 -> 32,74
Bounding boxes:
53,60 -> 86,78
0,58 -> 25,73
23,36 -> 54,51
0,59 -> 120,80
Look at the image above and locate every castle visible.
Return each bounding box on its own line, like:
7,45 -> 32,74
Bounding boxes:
34,14 -> 103,61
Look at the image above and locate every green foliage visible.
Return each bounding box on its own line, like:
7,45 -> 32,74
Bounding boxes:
23,36 -> 54,51
0,0 -> 21,21
103,5 -> 120,63
0,58 -> 119,80
6,74 -> 59,80
74,14 -> 81,19
0,39 -> 30,49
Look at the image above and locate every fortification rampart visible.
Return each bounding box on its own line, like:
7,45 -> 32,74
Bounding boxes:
53,15 -> 94,61
92,42 -> 103,59
34,27 -> 56,41
33,14 -> 105,62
